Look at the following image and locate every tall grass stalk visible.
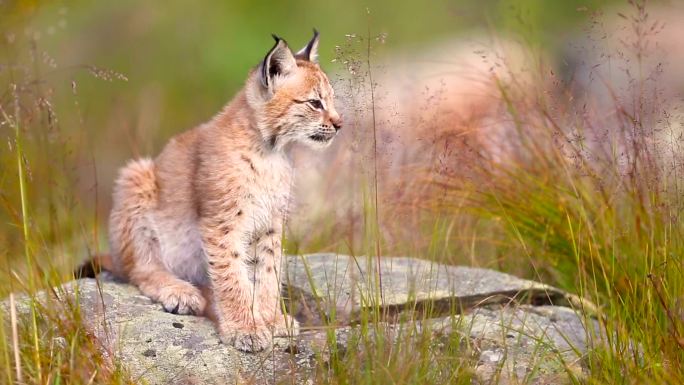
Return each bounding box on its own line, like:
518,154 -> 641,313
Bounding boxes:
1,93 -> 43,383
365,9 -> 385,310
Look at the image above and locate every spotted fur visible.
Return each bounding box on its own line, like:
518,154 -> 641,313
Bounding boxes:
107,31 -> 341,352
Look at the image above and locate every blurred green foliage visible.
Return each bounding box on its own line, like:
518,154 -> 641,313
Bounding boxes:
0,0 -> 619,252
2,0 -> 618,148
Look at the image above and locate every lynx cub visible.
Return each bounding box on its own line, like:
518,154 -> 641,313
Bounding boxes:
106,31 -> 341,352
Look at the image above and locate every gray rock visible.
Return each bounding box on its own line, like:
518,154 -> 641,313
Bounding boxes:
284,254 -> 596,324
440,306 -> 599,384
3,254 -> 601,385
62,278 -> 320,385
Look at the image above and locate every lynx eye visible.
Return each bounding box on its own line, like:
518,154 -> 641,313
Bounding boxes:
308,99 -> 323,110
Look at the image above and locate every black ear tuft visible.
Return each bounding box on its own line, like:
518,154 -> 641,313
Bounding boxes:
295,28 -> 320,62
260,34 -> 297,89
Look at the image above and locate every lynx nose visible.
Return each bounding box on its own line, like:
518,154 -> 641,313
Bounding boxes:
330,114 -> 342,131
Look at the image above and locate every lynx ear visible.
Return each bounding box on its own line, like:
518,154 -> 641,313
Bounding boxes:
295,29 -> 320,62
260,35 -> 297,89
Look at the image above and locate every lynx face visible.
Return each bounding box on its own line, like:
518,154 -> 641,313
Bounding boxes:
248,30 -> 342,150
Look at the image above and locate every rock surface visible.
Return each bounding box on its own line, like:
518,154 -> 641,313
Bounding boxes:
5,254 -> 601,384
70,278 -> 314,385
284,254 -> 594,325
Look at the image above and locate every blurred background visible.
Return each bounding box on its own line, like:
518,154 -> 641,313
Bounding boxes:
0,0 -> 626,263
2,0 -> 682,276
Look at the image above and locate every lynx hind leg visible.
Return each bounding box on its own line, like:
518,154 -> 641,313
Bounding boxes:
109,158 -> 206,315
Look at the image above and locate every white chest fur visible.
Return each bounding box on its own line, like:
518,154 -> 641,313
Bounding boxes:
243,152 -> 293,234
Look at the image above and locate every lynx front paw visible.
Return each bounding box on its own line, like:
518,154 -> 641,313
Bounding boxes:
220,328 -> 271,353
158,283 -> 206,315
